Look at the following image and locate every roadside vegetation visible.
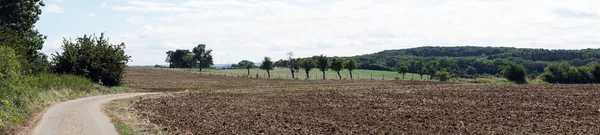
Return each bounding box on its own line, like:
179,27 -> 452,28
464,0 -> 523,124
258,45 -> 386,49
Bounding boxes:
0,1 -> 131,132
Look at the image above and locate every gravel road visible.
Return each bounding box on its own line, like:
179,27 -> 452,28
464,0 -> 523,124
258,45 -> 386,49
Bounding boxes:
33,93 -> 152,135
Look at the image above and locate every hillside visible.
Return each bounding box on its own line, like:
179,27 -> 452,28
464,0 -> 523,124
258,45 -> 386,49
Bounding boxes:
351,46 -> 600,77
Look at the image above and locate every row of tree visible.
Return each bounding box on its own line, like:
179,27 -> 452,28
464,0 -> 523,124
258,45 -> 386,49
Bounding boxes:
234,53 -> 359,80
165,44 -> 214,71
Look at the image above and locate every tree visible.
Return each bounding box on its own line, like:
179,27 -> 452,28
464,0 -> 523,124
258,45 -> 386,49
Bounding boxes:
500,62 -> 527,84
343,58 -> 359,80
237,60 -> 252,68
466,66 -> 478,78
166,49 -> 192,68
0,0 -> 48,74
287,52 -> 297,79
260,57 -> 274,78
415,61 -> 426,80
300,58 -> 315,79
590,62 -> 600,83
330,57 -> 345,79
192,44 -> 213,71
315,55 -> 330,80
244,61 -> 255,76
182,55 -> 196,69
427,60 -> 439,79
51,33 -> 131,86
436,68 -> 450,81
397,63 -> 409,79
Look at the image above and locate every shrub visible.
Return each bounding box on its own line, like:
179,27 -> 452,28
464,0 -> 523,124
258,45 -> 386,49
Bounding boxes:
541,62 -> 596,84
436,68 -> 450,81
0,46 -> 28,130
500,62 -> 527,84
51,33 -> 131,86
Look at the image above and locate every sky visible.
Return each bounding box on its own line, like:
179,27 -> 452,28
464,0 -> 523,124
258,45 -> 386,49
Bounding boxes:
37,0 -> 600,65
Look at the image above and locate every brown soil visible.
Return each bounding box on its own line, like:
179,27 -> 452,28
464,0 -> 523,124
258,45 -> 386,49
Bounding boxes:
127,67 -> 600,134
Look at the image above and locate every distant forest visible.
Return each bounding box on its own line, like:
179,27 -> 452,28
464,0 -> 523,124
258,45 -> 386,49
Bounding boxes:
351,46 -> 600,77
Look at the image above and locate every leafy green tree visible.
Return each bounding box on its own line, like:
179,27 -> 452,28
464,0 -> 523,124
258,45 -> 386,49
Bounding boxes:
237,60 -> 252,68
427,60 -> 439,79
343,58 -> 359,80
244,61 -> 255,76
166,49 -> 192,68
541,62 -> 572,83
590,62 -> 600,83
315,55 -> 330,80
330,57 -> 345,79
182,55 -> 196,69
0,0 -> 48,74
51,33 -> 130,86
260,57 -> 274,77
415,61 -> 426,79
397,63 -> 409,79
300,58 -> 315,79
192,44 -> 213,71
466,66 -> 478,78
0,46 -> 26,130
436,68 -> 450,81
500,62 -> 527,84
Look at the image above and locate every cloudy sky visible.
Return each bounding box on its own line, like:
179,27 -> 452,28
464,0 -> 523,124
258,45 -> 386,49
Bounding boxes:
38,0 -> 600,65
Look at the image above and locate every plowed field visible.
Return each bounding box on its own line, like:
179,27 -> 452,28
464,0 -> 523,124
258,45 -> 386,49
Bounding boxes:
126,67 -> 600,134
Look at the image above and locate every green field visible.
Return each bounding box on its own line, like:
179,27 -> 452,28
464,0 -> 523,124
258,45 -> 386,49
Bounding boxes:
162,68 -> 430,80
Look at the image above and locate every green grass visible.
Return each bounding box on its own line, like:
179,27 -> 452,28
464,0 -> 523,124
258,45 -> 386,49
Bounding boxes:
164,68 -> 431,80
0,73 -> 133,133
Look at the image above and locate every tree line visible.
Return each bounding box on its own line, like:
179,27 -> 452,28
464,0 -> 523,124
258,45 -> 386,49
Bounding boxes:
165,44 -> 214,71
352,46 -> 600,78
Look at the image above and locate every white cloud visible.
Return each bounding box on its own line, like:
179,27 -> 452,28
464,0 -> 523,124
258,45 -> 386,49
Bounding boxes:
87,13 -> 96,17
44,4 -> 64,13
96,0 -> 600,65
101,2 -> 107,8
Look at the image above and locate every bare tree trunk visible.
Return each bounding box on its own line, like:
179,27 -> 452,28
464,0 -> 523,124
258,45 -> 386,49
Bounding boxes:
267,70 -> 271,78
322,71 -> 326,80
247,68 -> 250,76
337,71 -> 341,80
290,69 -> 295,79
350,70 -> 353,80
305,70 -> 310,79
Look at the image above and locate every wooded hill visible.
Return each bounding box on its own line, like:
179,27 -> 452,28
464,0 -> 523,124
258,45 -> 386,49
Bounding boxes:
351,46 -> 600,77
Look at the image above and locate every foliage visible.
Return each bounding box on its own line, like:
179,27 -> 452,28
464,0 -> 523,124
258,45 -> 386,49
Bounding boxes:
396,62 -> 409,79
300,58 -> 315,79
436,68 -> 450,81
244,61 -> 255,76
192,44 -> 213,71
0,0 -> 48,75
343,58 -> 359,79
51,33 -> 131,86
499,62 -> 527,84
315,55 -> 330,79
330,57 -> 345,79
166,49 -> 193,68
351,46 -> 600,78
541,62 -> 600,84
260,57 -> 274,77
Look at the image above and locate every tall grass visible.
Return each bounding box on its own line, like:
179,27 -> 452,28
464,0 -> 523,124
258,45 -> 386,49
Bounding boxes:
0,73 -> 131,132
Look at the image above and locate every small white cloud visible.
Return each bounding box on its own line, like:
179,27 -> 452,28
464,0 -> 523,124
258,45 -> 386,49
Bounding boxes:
88,13 -> 96,17
44,4 -> 64,13
101,2 -> 107,8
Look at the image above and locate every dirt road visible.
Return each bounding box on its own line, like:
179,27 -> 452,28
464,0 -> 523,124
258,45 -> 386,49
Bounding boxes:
33,93 -> 152,135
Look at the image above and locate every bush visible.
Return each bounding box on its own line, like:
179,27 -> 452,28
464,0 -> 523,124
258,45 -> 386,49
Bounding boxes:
500,62 -> 527,84
436,68 -> 450,81
541,62 -> 597,84
0,46 -> 28,130
51,33 -> 131,86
